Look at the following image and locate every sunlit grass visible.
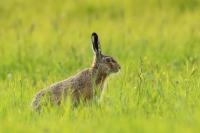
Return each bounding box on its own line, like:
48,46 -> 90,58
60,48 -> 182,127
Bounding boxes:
0,0 -> 200,132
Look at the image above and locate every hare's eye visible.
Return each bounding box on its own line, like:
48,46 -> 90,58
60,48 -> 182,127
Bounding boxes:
105,58 -> 111,62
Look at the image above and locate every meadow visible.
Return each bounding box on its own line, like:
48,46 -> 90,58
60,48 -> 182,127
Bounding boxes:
0,0 -> 200,132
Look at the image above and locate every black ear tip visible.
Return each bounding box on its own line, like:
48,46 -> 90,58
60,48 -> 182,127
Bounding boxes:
91,32 -> 98,37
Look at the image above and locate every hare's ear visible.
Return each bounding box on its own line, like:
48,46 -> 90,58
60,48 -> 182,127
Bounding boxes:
91,32 -> 101,56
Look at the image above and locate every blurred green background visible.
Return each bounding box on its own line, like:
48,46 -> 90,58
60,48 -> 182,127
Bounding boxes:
0,0 -> 200,132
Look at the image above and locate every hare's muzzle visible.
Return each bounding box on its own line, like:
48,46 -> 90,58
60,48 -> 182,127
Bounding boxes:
118,65 -> 121,70
113,64 -> 121,73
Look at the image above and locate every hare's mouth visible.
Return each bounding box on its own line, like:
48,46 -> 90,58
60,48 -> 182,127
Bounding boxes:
113,66 -> 121,73
115,65 -> 121,73
113,68 -> 120,73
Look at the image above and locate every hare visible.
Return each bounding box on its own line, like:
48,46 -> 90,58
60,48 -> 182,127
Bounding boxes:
31,32 -> 121,110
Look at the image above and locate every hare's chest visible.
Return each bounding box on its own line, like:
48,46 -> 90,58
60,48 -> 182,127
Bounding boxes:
80,81 -> 107,101
73,78 -> 93,100
82,86 -> 93,100
82,74 -> 95,99
84,81 -> 107,100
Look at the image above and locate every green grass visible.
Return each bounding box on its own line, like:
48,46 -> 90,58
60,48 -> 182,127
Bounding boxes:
0,0 -> 200,132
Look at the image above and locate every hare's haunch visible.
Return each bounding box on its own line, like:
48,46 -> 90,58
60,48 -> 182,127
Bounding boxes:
31,32 -> 121,110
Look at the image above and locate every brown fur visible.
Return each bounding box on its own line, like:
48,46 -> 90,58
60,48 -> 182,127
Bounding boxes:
31,33 -> 120,110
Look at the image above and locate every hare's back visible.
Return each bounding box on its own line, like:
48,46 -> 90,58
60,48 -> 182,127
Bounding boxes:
49,68 -> 93,93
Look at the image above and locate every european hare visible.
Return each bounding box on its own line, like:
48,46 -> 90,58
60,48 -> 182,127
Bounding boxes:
31,32 -> 121,110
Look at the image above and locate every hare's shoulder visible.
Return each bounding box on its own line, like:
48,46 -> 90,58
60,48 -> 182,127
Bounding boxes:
69,68 -> 93,84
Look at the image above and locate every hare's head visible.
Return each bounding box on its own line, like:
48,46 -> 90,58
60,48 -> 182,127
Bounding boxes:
91,32 -> 121,74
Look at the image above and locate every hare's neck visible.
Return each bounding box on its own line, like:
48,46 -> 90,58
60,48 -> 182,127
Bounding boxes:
95,72 -> 107,86
92,68 -> 108,87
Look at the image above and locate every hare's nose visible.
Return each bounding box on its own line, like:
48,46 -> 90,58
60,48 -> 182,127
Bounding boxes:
118,65 -> 121,69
